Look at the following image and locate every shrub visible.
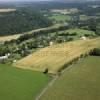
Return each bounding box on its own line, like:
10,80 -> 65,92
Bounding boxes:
90,48 -> 100,56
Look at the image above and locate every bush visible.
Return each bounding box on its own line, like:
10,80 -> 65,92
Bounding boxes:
90,48 -> 100,56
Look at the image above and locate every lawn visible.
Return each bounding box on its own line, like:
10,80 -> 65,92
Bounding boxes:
0,64 -> 51,100
40,56 -> 100,100
15,37 -> 100,74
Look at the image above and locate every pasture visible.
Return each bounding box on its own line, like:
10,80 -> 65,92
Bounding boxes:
0,64 -> 50,100
14,37 -> 100,74
40,56 -> 100,100
65,28 -> 95,36
49,14 -> 71,22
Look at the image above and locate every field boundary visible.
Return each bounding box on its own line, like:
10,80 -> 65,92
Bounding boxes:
35,75 -> 58,100
35,49 -> 99,100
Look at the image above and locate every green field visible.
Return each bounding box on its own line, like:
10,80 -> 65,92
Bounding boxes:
65,28 -> 95,36
49,14 -> 71,22
50,28 -> 95,37
57,28 -> 95,40
0,64 -> 50,100
40,56 -> 100,100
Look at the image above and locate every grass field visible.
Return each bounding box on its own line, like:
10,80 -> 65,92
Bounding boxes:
0,64 -> 50,100
56,28 -> 95,40
40,56 -> 100,100
49,14 -> 71,22
65,28 -> 95,36
14,37 -> 100,74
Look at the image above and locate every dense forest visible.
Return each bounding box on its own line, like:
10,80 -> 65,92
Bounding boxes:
0,7 -> 52,35
0,1 -> 100,35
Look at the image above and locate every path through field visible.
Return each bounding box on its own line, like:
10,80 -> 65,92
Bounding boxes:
35,75 -> 58,100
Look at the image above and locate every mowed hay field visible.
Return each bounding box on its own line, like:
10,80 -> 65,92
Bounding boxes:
15,37 -> 100,74
0,9 -> 16,13
40,56 -> 100,100
0,34 -> 20,42
0,64 -> 50,100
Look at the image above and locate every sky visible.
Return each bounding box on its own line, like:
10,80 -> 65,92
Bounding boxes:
0,0 -> 51,2
0,0 -> 98,2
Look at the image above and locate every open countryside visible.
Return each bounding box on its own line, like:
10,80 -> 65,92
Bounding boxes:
0,64 -> 50,100
0,0 -> 100,100
15,37 -> 100,74
40,56 -> 100,100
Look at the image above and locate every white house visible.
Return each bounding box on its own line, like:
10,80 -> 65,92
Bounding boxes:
0,53 -> 10,61
49,41 -> 53,46
0,55 -> 8,60
13,60 -> 17,63
81,36 -> 87,40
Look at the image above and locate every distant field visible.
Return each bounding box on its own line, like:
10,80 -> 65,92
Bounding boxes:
49,14 -> 71,22
14,37 -> 100,74
80,15 -> 99,21
51,8 -> 78,14
0,28 -> 95,42
40,56 -> 100,100
0,34 -> 20,42
0,64 -> 50,100
0,24 -> 63,42
0,9 -> 16,13
65,28 -> 95,36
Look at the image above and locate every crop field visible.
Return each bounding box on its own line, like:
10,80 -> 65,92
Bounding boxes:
14,37 -> 100,74
0,9 -> 16,13
0,64 -> 50,100
39,56 -> 100,100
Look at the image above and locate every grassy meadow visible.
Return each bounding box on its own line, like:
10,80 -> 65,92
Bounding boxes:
0,64 -> 51,100
65,28 -> 95,36
15,37 -> 100,74
40,56 -> 100,100
49,14 -> 71,22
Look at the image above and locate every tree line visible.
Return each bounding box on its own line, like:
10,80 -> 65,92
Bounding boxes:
0,8 -> 52,36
